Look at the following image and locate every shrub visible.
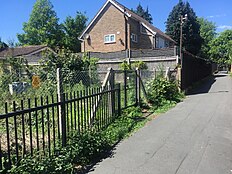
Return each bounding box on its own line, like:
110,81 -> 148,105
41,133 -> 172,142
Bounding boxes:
146,77 -> 182,107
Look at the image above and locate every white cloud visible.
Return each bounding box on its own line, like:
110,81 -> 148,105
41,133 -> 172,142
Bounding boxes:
207,14 -> 226,18
217,25 -> 232,30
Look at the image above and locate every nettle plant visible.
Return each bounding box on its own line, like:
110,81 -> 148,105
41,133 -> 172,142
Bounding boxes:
146,76 -> 182,107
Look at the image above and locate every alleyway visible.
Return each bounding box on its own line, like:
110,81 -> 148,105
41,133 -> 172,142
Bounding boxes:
89,73 -> 232,174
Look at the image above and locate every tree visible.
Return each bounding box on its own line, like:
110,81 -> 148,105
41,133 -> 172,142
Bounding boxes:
165,0 -> 202,55
197,17 -> 217,58
0,38 -> 8,51
132,3 -> 153,24
209,30 -> 232,64
62,12 -> 88,52
17,0 -> 64,49
41,50 -> 98,86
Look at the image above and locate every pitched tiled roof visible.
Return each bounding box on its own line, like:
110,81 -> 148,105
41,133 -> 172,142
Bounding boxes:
0,45 -> 47,57
112,0 -> 175,43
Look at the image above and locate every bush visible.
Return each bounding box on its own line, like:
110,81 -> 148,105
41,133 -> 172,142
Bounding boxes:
146,77 -> 183,107
9,151 -> 73,174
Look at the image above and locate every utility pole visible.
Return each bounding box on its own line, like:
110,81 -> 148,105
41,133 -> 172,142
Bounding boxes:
180,14 -> 188,66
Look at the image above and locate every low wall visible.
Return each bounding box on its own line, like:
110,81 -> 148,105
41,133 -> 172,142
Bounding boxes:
97,56 -> 177,71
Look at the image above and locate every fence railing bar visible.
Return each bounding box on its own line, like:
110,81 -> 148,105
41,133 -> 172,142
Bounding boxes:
80,91 -> 83,132
70,92 -> 73,131
88,89 -> 92,128
13,101 -> 19,162
0,138 -> 2,170
35,98 -> 39,151
86,89 -> 89,130
66,93 -> 69,136
5,103 -> 11,166
83,89 -> 87,131
51,95 -> 56,152
56,94 -> 60,140
46,96 -> 51,157
40,96 -> 45,155
124,71 -> 127,108
28,99 -> 33,156
21,100 -> 26,158
77,91 -> 81,133
73,91 -> 77,131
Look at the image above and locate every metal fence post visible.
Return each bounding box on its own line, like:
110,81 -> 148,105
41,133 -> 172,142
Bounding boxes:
136,68 -> 141,106
123,70 -> 127,108
57,68 -> 66,146
109,69 -> 115,117
117,83 -> 121,117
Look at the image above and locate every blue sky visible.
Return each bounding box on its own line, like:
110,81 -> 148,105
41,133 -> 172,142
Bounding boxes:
1,0 -> 231,43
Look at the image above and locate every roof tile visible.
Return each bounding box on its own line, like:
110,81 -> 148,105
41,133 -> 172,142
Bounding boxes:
0,45 -> 47,57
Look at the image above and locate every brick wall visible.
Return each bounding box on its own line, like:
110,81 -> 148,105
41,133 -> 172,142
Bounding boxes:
83,3 -> 126,52
128,18 -> 153,49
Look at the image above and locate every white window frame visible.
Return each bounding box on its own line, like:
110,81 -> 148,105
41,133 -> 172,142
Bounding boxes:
104,34 -> 116,43
131,33 -> 138,43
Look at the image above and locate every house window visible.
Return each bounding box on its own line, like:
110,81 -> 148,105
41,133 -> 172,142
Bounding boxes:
131,33 -> 138,43
104,34 -> 116,43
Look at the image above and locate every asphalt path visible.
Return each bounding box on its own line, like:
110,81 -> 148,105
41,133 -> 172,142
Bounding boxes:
88,73 -> 232,174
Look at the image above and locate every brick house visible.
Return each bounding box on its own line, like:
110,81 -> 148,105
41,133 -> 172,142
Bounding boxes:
79,0 -> 175,53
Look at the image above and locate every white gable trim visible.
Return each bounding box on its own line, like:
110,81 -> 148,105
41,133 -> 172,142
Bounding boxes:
140,22 -> 156,36
109,0 -> 131,17
79,0 -> 131,40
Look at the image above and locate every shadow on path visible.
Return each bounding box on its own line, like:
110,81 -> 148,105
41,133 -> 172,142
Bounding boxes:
187,73 -> 227,95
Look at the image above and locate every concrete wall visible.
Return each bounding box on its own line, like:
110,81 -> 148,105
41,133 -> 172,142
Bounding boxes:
97,56 -> 177,71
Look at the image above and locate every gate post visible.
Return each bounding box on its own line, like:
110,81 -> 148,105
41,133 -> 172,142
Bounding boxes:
136,68 -> 141,106
109,69 -> 115,117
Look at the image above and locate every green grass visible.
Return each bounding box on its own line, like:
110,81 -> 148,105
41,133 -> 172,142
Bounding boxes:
152,100 -> 178,114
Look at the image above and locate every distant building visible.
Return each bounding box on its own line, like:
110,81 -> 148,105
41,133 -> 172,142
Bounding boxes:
0,45 -> 54,65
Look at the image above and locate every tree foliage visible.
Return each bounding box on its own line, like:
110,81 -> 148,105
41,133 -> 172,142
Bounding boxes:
132,3 -> 153,24
41,50 -> 98,85
165,0 -> 202,55
0,38 -> 8,51
17,0 -> 64,49
62,12 -> 88,52
209,30 -> 232,64
197,17 -> 217,58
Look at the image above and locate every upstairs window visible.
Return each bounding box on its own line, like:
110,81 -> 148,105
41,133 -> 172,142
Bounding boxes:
104,34 -> 116,43
131,33 -> 138,43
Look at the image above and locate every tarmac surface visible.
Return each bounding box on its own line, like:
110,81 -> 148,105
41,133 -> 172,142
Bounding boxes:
88,73 -> 232,174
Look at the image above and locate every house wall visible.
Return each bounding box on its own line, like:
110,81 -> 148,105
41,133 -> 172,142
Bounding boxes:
82,3 -> 126,52
129,19 -> 153,49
